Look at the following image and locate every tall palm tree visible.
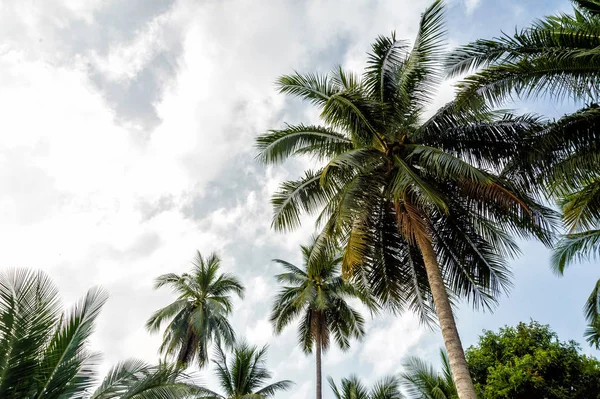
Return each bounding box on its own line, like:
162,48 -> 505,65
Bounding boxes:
201,341 -> 293,399
146,251 -> 245,369
446,0 -> 600,348
256,1 -> 554,397
401,350 -> 458,399
328,375 -> 403,399
0,268 -> 203,399
445,0 -> 600,105
270,239 -> 371,399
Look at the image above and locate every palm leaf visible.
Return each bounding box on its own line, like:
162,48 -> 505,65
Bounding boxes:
552,229 -> 600,273
255,124 -> 351,164
35,286 -> 108,399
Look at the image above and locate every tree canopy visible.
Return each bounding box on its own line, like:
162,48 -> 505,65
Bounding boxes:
466,321 -> 600,399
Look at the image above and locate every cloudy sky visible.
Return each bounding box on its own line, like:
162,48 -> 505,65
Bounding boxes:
0,0 -> 596,397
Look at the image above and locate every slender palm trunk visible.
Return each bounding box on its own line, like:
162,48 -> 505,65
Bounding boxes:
415,234 -> 477,399
315,332 -> 322,399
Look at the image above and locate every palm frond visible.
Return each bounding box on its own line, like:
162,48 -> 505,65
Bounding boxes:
370,375 -> 404,399
271,168 -> 343,232
277,72 -> 338,107
584,279 -> 600,326
560,178 -> 600,232
36,286 -> 108,399
89,359 -> 148,399
584,318 -> 600,349
552,229 -> 600,273
364,32 -> 411,103
396,0 -> 447,114
575,0 -> 600,15
446,10 -> 600,105
256,124 -> 352,164
0,269 -> 63,399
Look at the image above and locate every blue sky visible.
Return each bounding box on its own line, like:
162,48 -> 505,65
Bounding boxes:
0,0 -> 596,397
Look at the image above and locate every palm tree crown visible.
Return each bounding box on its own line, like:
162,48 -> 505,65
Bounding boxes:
146,251 -> 245,368
270,239 -> 370,399
328,375 -> 404,399
202,341 -> 293,399
257,1 -> 554,397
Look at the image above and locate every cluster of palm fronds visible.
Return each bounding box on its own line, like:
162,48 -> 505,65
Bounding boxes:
0,269 -> 203,399
447,0 -> 600,349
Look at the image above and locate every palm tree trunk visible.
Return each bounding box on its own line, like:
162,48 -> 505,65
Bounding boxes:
315,332 -> 322,399
415,234 -> 477,399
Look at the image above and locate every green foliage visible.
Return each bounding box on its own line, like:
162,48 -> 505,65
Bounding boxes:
258,3 -> 557,396
446,0 -> 600,105
328,375 -> 404,399
270,238 -> 371,354
0,268 -> 106,399
466,321 -> 600,398
448,0 -> 600,350
90,361 -> 205,399
543,108 -> 600,346
146,251 -> 245,368
401,350 -> 458,399
257,0 -> 555,325
202,341 -> 293,399
0,268 -> 203,399
270,238 -> 372,399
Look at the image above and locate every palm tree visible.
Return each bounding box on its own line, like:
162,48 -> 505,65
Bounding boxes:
328,375 -> 403,399
445,0 -> 600,105
256,1 -> 554,397
446,0 -> 600,348
201,341 -> 293,399
401,350 -> 458,399
146,251 -> 245,368
270,239 -> 371,399
0,268 -> 203,399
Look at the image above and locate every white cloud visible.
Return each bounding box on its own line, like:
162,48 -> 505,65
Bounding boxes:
360,314 -> 427,378
92,12 -> 171,82
464,0 -> 481,14
289,381 -> 312,399
246,318 -> 273,346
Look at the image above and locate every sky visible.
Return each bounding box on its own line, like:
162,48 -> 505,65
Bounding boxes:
0,0 -> 596,398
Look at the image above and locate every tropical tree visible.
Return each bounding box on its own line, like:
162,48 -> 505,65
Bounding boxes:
256,1 -> 554,397
446,0 -> 600,347
146,251 -> 245,368
328,375 -> 403,399
201,341 -> 293,399
270,239 -> 371,399
0,268 -> 203,399
401,350 -> 458,399
465,321 -> 600,398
